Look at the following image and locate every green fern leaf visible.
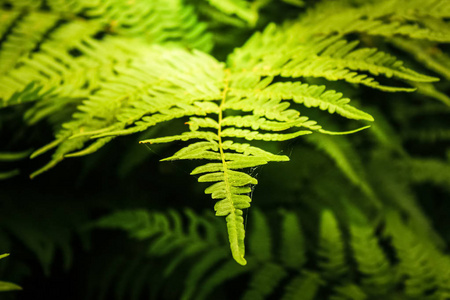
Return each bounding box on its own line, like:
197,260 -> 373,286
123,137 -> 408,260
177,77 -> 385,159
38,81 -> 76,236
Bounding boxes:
318,210 -> 348,280
0,10 -> 59,76
248,208 -> 272,262
280,210 -> 306,269
195,259 -> 257,300
229,24 -> 438,92
392,38 -> 450,81
384,210 -> 438,297
205,0 -> 258,26
348,208 -> 394,294
330,284 -> 367,300
242,263 -> 288,300
401,158 -> 450,192
299,0 -> 450,42
281,271 -> 322,300
181,248 -> 229,300
306,134 -> 378,206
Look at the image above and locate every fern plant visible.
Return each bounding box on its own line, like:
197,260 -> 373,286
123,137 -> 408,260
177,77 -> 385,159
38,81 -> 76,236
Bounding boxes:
0,0 -> 449,298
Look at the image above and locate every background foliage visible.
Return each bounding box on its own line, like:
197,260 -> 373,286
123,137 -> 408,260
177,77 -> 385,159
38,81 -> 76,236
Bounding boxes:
0,0 -> 450,299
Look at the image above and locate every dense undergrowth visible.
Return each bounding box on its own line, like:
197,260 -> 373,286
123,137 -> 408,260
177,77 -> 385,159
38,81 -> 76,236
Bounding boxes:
0,0 -> 450,299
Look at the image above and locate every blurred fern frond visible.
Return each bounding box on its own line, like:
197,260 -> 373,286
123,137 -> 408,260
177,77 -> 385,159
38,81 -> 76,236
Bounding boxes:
93,206 -> 450,300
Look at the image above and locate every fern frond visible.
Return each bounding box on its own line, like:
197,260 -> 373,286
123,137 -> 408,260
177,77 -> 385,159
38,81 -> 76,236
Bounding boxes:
242,262 -> 288,300
391,38 -> 450,80
32,41 -> 372,264
136,67 -> 371,264
384,210 -> 438,298
318,210 -> 347,280
282,0 -> 304,7
280,210 -> 306,269
299,0 -> 450,42
229,24 -> 438,92
247,208 -> 272,262
348,207 -> 394,294
28,46 -> 222,177
86,0 -> 213,52
0,10 -> 59,76
305,134 -> 378,206
330,284 -> 367,300
400,158 -> 450,192
281,271 -> 322,300
229,79 -> 374,122
412,82 -> 450,106
95,208 -> 227,281
367,152 -> 444,247
180,248 -> 230,300
433,256 -> 450,300
196,259 -> 258,300
0,198 -> 86,275
404,127 -> 450,143
241,209 -> 285,298
0,18 -> 110,105
0,0 -> 212,108
0,0 -> 96,13
365,107 -> 405,154
94,205 -> 450,299
204,0 -> 258,27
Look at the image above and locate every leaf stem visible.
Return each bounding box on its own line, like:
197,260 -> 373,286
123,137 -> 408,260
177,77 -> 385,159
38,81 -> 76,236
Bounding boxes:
218,69 -> 233,213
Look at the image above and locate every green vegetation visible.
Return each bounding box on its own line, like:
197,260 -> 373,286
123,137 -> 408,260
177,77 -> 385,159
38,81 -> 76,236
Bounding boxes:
0,0 -> 449,299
